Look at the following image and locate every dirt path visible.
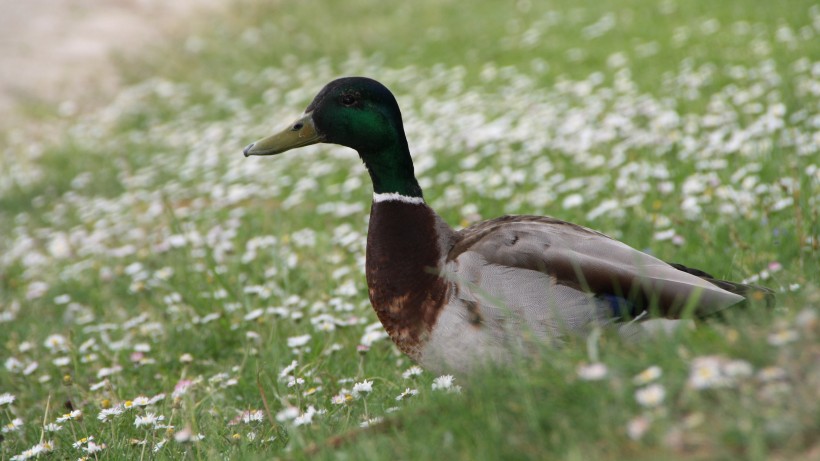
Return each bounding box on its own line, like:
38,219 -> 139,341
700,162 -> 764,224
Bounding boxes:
0,0 -> 225,130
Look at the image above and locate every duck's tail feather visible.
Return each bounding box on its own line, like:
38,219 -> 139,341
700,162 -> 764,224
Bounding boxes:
667,262 -> 776,309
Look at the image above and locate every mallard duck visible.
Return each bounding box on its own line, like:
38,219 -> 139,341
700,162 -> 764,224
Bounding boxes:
244,77 -> 774,375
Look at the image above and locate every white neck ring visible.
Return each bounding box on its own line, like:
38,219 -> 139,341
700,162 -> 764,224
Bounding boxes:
372,192 -> 425,205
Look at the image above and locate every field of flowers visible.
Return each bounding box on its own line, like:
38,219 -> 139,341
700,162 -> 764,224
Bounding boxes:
1,0 -> 818,459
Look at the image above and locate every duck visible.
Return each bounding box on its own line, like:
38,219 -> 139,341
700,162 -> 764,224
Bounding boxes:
243,77 -> 774,375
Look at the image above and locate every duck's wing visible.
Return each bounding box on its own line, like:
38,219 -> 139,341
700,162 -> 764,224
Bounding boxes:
446,215 -> 746,319
667,262 -> 776,308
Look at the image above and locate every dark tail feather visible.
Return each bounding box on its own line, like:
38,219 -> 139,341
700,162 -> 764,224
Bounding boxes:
668,262 -> 776,309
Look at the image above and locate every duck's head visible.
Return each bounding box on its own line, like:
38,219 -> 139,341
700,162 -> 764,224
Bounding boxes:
243,76 -> 407,157
244,77 -> 421,197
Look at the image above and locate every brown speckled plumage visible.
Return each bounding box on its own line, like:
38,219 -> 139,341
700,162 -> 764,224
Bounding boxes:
366,200 -> 450,359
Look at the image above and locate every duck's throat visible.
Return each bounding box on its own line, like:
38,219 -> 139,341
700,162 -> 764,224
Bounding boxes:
359,142 -> 423,198
365,199 -> 448,358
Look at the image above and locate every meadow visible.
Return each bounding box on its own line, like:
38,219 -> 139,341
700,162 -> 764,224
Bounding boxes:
1,0 -> 818,459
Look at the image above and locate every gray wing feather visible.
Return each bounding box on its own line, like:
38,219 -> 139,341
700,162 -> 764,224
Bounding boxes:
446,250 -> 613,339
448,217 -> 744,318
423,216 -> 743,375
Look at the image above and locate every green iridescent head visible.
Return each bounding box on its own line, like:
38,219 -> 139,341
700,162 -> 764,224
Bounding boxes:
244,77 -> 421,197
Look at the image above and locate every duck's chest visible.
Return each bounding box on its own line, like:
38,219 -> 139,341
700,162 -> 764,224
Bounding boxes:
365,200 -> 450,359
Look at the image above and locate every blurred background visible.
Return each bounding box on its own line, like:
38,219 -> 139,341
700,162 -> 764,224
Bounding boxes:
0,0 -> 222,128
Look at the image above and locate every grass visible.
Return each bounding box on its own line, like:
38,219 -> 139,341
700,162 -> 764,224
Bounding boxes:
1,0 -> 819,459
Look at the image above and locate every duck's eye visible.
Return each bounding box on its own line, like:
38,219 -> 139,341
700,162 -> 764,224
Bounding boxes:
341,94 -> 357,106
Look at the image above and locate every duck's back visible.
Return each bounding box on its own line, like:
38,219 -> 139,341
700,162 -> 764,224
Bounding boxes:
447,215 -> 745,317
418,215 -> 746,374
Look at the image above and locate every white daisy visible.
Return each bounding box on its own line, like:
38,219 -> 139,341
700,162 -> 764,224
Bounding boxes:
134,412 -> 164,428
577,363 -> 608,381
287,334 -> 311,348
632,366 -> 662,385
688,356 -> 729,389
635,383 -> 666,408
0,392 -> 16,406
2,418 -> 23,433
767,329 -> 798,346
396,388 -> 418,401
331,391 -> 352,405
402,365 -> 424,379
293,406 -> 317,426
432,375 -> 461,393
352,379 -> 373,397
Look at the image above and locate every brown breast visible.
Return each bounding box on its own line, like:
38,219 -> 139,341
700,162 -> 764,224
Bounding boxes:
365,200 -> 449,359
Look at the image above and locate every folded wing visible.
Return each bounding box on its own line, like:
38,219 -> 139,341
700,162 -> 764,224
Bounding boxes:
446,215 -> 746,320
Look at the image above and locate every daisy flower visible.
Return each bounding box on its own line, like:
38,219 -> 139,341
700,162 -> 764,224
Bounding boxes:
627,416 -> 651,440
98,406 -> 124,422
402,365 -> 423,379
244,308 -> 264,321
331,391 -> 353,405
767,329 -> 799,346
723,360 -> 753,379
577,362 -> 608,381
173,427 -> 205,442
287,334 -> 311,348
275,406 -> 300,422
302,386 -> 320,397
229,410 -> 265,425
757,366 -> 787,382
96,365 -> 123,379
43,423 -> 62,432
352,379 -> 373,397
687,356 -> 729,389
632,366 -> 662,385
5,357 -> 23,373
56,409 -> 82,423
279,360 -> 298,379
0,392 -> 15,406
360,329 -> 389,347
73,436 -> 95,449
172,380 -> 193,398
360,416 -> 384,428
85,440 -> 106,454
2,418 -> 23,433
44,334 -> 69,353
152,438 -> 167,453
24,362 -> 45,379
293,406 -> 317,426
635,383 -> 666,408
134,412 -> 165,428
89,379 -> 108,391
396,388 -> 418,401
432,375 -> 461,392
10,440 -> 54,461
